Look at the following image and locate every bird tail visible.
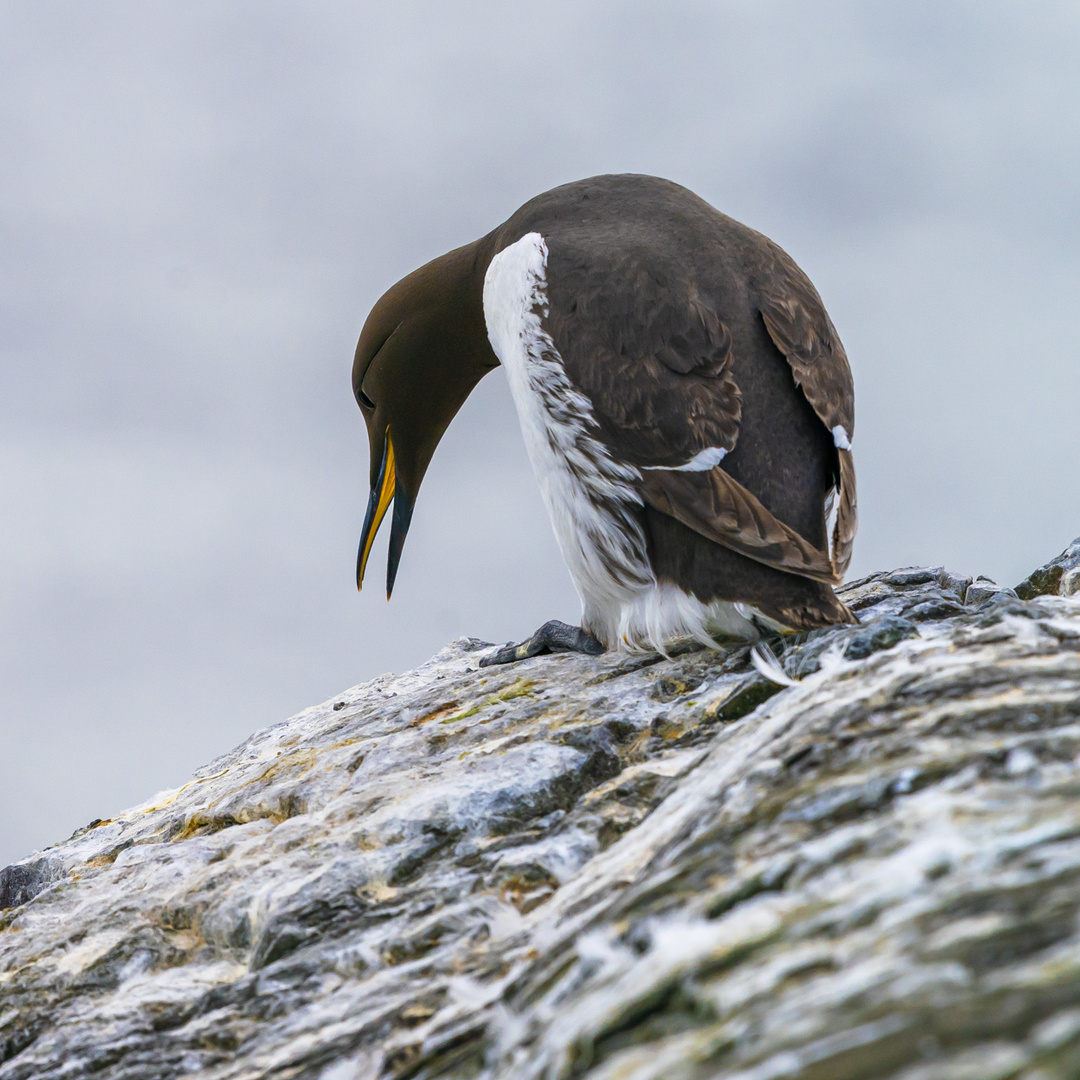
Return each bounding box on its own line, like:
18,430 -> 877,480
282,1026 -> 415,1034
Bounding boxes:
752,591 -> 857,632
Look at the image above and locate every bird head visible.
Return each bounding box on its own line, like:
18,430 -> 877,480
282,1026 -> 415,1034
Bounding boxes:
353,238 -> 499,598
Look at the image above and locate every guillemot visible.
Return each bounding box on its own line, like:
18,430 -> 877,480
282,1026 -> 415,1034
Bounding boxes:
353,175 -> 857,664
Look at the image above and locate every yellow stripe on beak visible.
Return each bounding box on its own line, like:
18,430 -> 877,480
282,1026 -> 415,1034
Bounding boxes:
356,432 -> 396,591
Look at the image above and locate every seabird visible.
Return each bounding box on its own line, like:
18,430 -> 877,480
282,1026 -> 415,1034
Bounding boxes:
353,175 -> 857,664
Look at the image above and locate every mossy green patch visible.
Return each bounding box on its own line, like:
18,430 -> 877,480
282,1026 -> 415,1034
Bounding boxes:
441,678 -> 536,724
703,678 -> 784,722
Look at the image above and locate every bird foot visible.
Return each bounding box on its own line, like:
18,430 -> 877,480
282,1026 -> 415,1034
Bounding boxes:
479,620 -> 605,667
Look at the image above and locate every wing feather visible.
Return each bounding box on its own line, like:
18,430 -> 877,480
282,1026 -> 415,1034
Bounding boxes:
638,466 -> 840,585
832,447 -> 857,576
757,247 -> 858,576
547,273 -> 741,469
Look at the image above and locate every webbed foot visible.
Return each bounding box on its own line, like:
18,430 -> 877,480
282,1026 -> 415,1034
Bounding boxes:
479,620 -> 605,667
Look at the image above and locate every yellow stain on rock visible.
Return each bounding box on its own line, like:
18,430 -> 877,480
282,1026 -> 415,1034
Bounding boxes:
410,702 -> 461,727
441,678 -> 536,725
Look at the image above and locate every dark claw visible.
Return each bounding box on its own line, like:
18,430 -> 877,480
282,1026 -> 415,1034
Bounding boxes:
479,620 -> 605,667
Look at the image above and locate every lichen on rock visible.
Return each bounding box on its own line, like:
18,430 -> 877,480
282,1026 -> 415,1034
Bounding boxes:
3,541 -> 1080,1078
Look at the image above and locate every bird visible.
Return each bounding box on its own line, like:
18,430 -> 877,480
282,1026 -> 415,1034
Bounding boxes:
352,174 -> 857,666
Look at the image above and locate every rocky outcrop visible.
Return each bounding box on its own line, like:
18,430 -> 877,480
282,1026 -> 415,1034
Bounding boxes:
3,542 -> 1080,1079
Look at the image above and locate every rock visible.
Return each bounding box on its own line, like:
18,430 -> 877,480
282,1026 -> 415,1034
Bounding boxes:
2,544 -> 1080,1079
1016,537 -> 1080,599
0,860 -> 59,910
964,575 -> 1018,606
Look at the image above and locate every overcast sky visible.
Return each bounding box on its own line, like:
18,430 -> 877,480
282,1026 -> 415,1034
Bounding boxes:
2,1 -> 1078,866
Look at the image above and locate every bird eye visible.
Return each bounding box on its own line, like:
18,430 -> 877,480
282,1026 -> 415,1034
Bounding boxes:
357,387 -> 375,410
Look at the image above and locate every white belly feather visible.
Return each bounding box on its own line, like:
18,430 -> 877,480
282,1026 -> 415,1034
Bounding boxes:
482,231 -> 758,652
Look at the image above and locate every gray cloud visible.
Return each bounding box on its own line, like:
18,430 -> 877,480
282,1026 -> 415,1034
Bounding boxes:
2,0 -> 1078,864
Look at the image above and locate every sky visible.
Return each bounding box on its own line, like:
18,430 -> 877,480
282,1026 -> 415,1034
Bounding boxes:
2,0 -> 1079,866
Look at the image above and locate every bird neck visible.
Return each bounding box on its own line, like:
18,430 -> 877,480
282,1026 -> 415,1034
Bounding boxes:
409,230 -> 501,370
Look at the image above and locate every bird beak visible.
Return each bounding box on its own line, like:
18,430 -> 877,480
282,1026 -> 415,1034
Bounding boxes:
356,430 -> 416,600
385,484 -> 414,600
357,431 -> 396,594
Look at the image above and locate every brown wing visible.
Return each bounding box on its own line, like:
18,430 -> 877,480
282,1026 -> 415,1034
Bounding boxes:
547,267 -> 741,469
545,237 -> 852,586
638,466 -> 840,586
758,245 -> 858,576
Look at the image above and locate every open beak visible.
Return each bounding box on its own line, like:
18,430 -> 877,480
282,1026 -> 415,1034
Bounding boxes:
356,430 -> 415,599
